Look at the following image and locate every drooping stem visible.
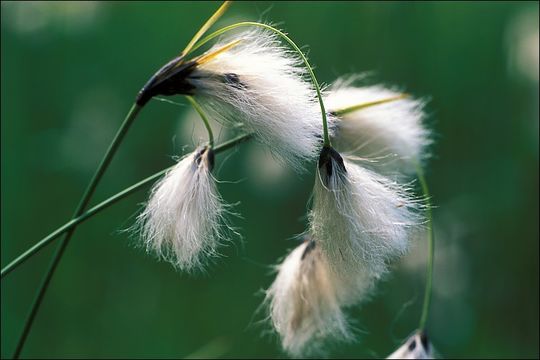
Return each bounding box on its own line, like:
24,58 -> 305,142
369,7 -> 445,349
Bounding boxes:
416,164 -> 434,331
186,95 -> 214,147
12,103 -> 142,359
331,94 -> 409,117
186,22 -> 332,147
1,133 -> 252,279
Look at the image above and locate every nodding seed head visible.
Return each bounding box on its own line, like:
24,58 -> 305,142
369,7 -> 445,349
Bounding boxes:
136,57 -> 198,106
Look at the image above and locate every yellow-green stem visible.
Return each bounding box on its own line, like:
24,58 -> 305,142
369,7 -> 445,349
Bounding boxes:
332,94 -> 409,117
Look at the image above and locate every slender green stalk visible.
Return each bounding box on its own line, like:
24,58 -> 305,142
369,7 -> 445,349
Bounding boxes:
186,96 -> 214,147
416,164 -> 434,331
331,94 -> 409,117
1,134 -> 252,279
186,22 -> 332,147
12,104 -> 142,359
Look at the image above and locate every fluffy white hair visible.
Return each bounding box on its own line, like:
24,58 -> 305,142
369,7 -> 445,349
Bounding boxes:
310,147 -> 422,279
325,78 -> 430,175
136,147 -> 228,272
187,29 -> 324,171
265,240 -> 354,358
387,332 -> 435,359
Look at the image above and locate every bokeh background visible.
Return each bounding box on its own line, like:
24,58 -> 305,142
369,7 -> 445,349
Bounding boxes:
1,1 -> 538,358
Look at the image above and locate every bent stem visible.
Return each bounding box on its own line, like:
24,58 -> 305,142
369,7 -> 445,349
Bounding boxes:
186,21 -> 332,148
186,96 -> 214,147
1,134 -> 252,279
416,164 -> 434,331
12,103 -> 142,359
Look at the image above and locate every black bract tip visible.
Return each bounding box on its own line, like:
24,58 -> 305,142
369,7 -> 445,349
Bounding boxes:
195,146 -> 215,172
318,146 -> 346,185
301,240 -> 317,260
419,331 -> 429,350
136,56 -> 198,106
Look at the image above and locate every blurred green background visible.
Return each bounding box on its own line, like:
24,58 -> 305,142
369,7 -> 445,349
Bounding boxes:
1,1 -> 538,358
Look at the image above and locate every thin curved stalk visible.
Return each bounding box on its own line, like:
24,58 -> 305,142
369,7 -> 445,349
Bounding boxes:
1,134 -> 252,279
12,103 -> 142,359
186,22 -> 332,147
416,164 -> 434,330
186,96 -> 214,147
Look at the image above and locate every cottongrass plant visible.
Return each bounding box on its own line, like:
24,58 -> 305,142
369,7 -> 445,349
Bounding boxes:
311,146 -> 422,278
184,29 -> 325,171
138,28 -> 325,171
326,78 -> 430,175
2,2 -> 438,359
135,146 -> 231,272
265,240 -> 351,357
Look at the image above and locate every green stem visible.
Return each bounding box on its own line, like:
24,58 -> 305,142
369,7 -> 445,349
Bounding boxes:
416,164 -> 434,331
186,22 -> 331,147
1,134 -> 252,279
186,96 -> 214,147
11,103 -> 142,359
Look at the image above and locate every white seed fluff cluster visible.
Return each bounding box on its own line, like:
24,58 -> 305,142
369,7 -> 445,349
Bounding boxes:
265,240 -> 355,358
187,29 -> 323,171
387,332 -> 434,359
136,147 -> 228,272
310,150 -> 421,279
326,79 -> 430,175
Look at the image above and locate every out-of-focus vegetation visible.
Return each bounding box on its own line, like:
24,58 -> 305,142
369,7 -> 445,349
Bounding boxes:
1,1 -> 538,358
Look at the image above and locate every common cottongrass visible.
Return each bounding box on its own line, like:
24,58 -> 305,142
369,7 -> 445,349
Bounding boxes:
135,146 -> 230,272
310,146 -> 423,279
326,78 -> 430,175
265,238 -> 374,357
5,3 -> 438,358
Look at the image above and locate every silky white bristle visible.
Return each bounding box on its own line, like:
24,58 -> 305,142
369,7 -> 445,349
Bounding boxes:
265,240 -> 354,357
310,148 -> 422,279
387,332 -> 435,359
187,28 -> 324,171
325,79 -> 430,175
136,147 -> 228,272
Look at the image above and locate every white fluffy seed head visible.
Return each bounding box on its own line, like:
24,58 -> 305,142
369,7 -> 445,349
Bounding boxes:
136,147 -> 228,272
265,240 -> 354,358
310,147 -> 422,279
325,78 -> 430,175
387,332 -> 435,359
187,29 -> 324,171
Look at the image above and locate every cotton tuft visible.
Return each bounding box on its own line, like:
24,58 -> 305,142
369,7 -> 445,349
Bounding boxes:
325,79 -> 430,174
387,331 -> 435,359
264,240 -> 355,357
310,147 -> 422,280
186,29 -> 324,171
136,146 -> 228,272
